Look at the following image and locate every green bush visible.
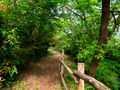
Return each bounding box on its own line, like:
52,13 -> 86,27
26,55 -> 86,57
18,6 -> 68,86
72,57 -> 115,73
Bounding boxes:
95,60 -> 119,90
0,0 -> 57,87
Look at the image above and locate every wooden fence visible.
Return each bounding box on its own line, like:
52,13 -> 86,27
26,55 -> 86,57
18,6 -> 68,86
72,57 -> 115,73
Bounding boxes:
58,49 -> 110,90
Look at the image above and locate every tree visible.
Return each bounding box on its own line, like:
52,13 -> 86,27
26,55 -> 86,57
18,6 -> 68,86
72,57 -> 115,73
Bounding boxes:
0,0 -> 58,87
54,0 -> 120,89
89,0 -> 110,76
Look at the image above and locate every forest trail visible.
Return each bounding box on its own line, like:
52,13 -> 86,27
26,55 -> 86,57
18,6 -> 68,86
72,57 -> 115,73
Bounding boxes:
8,49 -> 62,90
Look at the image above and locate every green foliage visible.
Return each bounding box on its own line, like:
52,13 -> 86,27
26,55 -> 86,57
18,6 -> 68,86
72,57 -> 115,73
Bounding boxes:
0,0 -> 58,87
95,60 -> 120,90
0,0 -> 119,89
85,83 -> 95,90
64,73 -> 77,89
54,0 -> 119,89
0,60 -> 18,87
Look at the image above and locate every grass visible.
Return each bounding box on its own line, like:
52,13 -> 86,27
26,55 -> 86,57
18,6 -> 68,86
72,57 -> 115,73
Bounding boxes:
63,53 -> 95,90
8,80 -> 40,90
64,54 -> 77,90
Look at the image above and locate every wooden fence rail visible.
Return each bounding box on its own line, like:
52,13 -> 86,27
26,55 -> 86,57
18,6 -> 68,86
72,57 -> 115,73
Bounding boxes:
58,49 -> 110,90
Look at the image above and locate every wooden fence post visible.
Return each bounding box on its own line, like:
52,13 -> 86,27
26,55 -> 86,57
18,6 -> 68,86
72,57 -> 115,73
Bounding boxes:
61,49 -> 64,76
60,49 -> 69,90
78,63 -> 85,90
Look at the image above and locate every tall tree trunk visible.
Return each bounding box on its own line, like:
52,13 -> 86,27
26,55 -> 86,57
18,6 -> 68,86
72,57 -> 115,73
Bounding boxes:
89,0 -> 110,76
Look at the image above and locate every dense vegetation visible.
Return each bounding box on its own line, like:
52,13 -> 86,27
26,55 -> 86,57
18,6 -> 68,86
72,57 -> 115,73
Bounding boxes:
0,0 -> 58,87
0,0 -> 120,89
54,0 -> 120,89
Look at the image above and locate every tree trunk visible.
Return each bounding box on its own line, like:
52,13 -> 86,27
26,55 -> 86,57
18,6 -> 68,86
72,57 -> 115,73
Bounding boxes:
89,0 -> 110,76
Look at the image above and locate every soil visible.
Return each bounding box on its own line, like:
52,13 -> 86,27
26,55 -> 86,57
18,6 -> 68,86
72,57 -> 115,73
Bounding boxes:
3,50 -> 63,90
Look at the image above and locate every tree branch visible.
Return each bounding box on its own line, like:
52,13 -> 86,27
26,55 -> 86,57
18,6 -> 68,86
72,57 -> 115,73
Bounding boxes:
110,10 -> 120,12
65,6 -> 84,20
108,14 -> 120,37
111,10 -> 117,25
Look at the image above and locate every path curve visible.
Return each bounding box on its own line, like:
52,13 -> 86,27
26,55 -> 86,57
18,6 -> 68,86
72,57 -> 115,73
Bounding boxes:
12,50 -> 62,90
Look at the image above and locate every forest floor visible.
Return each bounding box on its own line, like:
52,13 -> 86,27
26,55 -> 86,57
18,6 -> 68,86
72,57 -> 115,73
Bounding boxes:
2,49 -> 63,90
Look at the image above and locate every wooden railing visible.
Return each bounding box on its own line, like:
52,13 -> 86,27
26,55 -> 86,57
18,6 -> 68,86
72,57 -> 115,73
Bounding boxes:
58,49 -> 110,90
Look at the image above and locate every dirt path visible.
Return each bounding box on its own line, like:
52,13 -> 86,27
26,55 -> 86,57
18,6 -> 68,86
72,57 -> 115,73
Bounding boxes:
11,50 -> 62,90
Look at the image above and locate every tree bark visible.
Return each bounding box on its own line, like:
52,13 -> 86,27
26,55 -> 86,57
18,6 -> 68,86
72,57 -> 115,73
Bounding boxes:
89,0 -> 110,76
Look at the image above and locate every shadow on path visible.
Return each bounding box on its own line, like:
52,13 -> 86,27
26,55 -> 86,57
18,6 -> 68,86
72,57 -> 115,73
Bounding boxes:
9,50 -> 62,90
